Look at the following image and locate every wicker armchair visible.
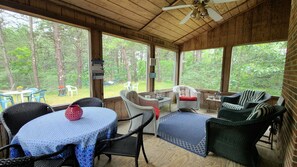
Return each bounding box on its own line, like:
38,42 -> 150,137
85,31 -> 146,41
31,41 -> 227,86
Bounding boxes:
206,105 -> 286,167
71,97 -> 103,107
172,85 -> 201,110
95,111 -> 154,167
120,90 -> 159,135
0,144 -> 73,167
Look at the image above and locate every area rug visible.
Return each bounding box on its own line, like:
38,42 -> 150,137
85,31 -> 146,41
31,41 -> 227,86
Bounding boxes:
157,111 -> 211,157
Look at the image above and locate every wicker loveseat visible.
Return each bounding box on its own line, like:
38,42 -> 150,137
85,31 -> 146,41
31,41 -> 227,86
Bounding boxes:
206,105 -> 286,167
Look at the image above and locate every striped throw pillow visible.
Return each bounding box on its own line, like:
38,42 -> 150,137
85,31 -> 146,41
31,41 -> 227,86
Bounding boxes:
246,103 -> 274,120
251,91 -> 265,102
222,102 -> 244,110
238,90 -> 255,106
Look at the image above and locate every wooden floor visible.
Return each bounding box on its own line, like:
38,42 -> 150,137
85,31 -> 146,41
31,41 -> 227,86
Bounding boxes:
94,106 -> 282,167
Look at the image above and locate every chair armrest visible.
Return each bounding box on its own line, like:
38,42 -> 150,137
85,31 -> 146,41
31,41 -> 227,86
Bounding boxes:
191,90 -> 201,98
118,113 -> 143,122
217,107 -> 253,121
0,144 -> 24,156
138,95 -> 159,108
35,144 -> 74,160
221,94 -> 241,104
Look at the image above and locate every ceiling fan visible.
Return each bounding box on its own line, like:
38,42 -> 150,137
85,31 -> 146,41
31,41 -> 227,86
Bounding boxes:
162,0 -> 239,24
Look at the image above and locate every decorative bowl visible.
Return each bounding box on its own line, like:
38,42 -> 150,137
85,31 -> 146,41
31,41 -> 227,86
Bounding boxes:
65,104 -> 83,121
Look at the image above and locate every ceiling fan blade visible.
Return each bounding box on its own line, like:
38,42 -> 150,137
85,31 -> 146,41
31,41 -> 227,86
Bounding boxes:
210,0 -> 239,3
207,8 -> 223,22
179,10 -> 193,24
162,4 -> 193,11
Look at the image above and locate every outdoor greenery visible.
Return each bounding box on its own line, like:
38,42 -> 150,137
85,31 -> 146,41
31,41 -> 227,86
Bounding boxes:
181,48 -> 223,90
155,47 -> 176,90
0,10 -> 90,108
102,34 -> 148,97
229,42 -> 287,95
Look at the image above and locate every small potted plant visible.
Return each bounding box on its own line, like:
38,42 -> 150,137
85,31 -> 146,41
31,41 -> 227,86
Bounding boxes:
17,86 -> 23,92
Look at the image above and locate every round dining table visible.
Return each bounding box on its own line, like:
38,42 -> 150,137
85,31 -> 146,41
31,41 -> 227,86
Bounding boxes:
11,107 -> 117,167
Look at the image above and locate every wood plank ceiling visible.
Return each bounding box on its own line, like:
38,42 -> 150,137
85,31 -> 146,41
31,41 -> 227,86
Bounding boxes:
50,0 -> 266,44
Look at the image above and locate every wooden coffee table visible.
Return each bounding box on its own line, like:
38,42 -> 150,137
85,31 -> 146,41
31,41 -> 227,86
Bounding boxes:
206,97 -> 221,112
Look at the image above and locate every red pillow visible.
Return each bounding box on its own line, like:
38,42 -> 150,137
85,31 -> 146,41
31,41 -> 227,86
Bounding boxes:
153,107 -> 160,120
180,96 -> 197,101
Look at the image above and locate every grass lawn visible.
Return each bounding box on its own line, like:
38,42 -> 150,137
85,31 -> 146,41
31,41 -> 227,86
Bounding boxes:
0,81 -> 174,112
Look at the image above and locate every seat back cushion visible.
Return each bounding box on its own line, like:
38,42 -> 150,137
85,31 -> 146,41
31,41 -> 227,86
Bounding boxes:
246,103 -> 274,120
222,102 -> 244,110
179,87 -> 191,97
238,90 -> 255,106
251,91 -> 265,102
126,91 -> 140,105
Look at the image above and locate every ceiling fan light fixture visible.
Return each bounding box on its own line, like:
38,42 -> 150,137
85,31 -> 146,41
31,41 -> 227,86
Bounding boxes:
199,7 -> 208,17
191,9 -> 198,18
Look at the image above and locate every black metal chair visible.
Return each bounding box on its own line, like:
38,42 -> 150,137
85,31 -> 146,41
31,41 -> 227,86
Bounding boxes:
71,97 -> 104,107
0,102 -> 54,142
95,111 -> 154,167
206,105 -> 286,167
0,144 -> 72,167
0,102 -> 78,167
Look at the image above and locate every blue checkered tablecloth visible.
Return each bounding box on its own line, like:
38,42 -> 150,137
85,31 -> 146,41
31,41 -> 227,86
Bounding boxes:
11,107 -> 117,167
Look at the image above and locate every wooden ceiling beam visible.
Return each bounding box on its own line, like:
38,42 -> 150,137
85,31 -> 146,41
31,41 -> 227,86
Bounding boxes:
48,0 -> 138,30
139,0 -> 181,31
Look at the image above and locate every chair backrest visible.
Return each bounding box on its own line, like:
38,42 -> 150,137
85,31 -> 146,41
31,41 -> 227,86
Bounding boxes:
66,85 -> 73,90
121,90 -> 140,105
0,102 -> 54,142
27,88 -> 38,93
37,89 -> 47,98
173,85 -> 196,96
71,97 -> 103,107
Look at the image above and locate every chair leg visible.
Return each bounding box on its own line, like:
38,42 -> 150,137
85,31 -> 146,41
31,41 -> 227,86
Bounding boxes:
135,156 -> 139,167
105,154 -> 111,160
142,144 -> 149,163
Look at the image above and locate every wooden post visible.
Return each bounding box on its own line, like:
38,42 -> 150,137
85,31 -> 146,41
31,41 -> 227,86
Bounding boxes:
148,44 -> 155,92
90,29 -> 103,99
221,46 -> 232,93
176,49 -> 181,85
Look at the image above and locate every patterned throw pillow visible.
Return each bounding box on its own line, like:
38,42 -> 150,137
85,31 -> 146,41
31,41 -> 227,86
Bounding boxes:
246,103 -> 274,120
238,90 -> 255,106
251,91 -> 265,102
222,102 -> 244,110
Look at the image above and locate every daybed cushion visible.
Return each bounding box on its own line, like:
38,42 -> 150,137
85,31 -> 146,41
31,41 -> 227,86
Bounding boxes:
246,103 -> 274,120
222,102 -> 244,110
179,96 -> 197,101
